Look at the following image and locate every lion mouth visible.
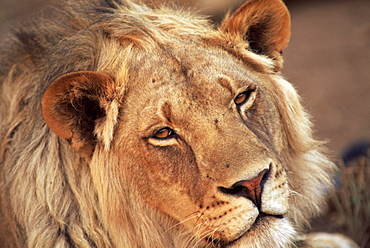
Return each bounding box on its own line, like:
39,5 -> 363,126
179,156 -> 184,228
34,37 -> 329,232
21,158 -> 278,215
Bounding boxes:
205,213 -> 284,247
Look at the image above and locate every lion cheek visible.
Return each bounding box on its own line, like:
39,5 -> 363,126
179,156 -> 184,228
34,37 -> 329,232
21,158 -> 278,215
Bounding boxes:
261,192 -> 289,216
221,207 -> 260,242
260,163 -> 290,215
192,197 -> 260,243
133,172 -> 202,220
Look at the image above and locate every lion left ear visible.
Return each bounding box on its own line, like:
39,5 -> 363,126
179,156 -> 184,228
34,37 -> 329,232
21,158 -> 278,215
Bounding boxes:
221,0 -> 290,61
42,71 -> 117,159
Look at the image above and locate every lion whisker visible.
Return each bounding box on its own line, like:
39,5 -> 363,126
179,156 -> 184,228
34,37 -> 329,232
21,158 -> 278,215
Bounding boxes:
289,189 -> 309,200
186,220 -> 214,248
162,214 -> 199,235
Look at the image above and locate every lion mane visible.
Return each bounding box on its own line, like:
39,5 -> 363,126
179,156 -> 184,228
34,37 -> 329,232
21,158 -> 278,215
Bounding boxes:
0,0 -> 337,247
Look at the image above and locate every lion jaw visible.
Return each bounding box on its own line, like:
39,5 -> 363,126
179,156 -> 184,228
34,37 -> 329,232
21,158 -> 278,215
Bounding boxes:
188,162 -> 290,245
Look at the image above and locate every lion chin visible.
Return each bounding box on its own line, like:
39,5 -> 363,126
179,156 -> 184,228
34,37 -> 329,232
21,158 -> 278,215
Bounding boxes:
0,0 -> 359,247
215,217 -> 297,248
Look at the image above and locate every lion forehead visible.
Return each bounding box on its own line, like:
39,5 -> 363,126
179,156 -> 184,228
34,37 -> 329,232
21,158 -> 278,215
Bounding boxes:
126,65 -> 258,129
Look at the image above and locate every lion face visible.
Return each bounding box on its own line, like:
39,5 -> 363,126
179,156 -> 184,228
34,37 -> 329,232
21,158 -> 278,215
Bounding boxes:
107,42 -> 292,246
38,0 -> 333,247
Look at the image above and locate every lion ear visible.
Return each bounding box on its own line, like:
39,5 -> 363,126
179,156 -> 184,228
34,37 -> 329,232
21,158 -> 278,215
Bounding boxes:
42,71 -> 116,159
221,0 -> 290,61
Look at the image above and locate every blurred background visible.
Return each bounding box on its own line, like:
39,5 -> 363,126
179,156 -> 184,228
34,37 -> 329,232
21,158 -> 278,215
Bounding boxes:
1,0 -> 369,246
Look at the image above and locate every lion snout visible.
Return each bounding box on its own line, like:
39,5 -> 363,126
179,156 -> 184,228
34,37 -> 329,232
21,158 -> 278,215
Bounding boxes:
216,162 -> 290,217
218,168 -> 269,209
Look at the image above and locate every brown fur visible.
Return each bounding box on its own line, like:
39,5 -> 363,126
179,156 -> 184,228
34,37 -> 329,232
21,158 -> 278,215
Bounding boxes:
0,0 -> 342,247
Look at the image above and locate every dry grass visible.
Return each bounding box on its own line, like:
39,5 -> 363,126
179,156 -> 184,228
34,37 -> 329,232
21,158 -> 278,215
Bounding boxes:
329,156 -> 370,248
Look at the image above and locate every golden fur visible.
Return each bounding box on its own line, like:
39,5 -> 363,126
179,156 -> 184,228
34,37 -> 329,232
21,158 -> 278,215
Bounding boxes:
0,0 -> 346,247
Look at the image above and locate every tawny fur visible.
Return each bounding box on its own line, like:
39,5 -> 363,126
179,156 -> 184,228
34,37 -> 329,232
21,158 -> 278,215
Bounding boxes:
0,0 -> 339,247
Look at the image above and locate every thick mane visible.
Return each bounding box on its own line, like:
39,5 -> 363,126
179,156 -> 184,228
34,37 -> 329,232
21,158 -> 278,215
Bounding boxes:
0,0 -> 336,247
0,0 -> 273,84
269,76 -> 334,228
0,1 -> 218,247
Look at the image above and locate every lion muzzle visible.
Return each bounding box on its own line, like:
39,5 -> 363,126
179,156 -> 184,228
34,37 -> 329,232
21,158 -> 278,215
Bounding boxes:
218,168 -> 269,209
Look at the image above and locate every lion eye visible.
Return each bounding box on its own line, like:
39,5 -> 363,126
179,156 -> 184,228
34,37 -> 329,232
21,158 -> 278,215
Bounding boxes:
234,90 -> 252,105
152,127 -> 175,139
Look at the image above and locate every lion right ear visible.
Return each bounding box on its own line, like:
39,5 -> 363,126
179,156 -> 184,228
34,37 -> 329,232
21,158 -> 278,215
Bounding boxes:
221,0 -> 290,63
42,71 -> 117,159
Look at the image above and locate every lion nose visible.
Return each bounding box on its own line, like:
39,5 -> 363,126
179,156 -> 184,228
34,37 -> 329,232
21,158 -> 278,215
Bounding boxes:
219,169 -> 269,209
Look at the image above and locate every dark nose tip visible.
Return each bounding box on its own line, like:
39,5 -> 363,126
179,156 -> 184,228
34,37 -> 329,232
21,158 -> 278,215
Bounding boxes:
219,169 -> 269,209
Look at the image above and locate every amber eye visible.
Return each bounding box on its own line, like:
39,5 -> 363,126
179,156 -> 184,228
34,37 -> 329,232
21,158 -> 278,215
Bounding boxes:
152,127 -> 175,139
234,90 -> 252,105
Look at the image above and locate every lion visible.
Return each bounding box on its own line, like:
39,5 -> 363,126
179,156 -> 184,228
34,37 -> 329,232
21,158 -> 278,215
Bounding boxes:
0,0 -> 358,247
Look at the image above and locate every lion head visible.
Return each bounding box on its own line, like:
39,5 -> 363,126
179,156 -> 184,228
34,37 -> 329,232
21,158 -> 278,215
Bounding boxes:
0,0 -> 335,247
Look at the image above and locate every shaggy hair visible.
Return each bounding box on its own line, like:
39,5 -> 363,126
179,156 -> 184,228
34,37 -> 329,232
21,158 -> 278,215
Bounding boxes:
0,0 -> 335,247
